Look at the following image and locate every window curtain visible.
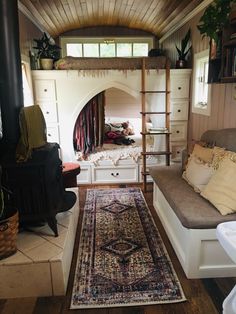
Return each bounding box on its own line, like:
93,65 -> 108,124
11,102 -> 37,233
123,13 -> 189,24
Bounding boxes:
73,92 -> 105,157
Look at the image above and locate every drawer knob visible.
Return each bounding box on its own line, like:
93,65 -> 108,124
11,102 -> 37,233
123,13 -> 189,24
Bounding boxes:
178,87 -> 181,90
178,109 -> 181,112
177,151 -> 180,154
44,89 -> 47,92
111,172 -> 119,177
46,111 -> 49,114
176,130 -> 180,134
48,133 -> 51,137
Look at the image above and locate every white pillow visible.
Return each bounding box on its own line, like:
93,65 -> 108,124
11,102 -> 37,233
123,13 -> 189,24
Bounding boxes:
201,157 -> 236,215
182,156 -> 215,193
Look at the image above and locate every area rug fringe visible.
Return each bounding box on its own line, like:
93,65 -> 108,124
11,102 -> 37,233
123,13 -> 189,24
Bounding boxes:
71,187 -> 186,309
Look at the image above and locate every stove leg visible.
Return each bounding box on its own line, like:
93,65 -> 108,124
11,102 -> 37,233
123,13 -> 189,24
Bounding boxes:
47,216 -> 58,237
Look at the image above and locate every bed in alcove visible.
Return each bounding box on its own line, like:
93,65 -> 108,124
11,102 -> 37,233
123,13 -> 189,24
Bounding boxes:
73,87 -> 155,167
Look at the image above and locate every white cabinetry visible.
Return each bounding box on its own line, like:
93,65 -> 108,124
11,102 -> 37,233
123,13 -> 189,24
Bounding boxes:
33,79 -> 59,144
170,69 -> 191,162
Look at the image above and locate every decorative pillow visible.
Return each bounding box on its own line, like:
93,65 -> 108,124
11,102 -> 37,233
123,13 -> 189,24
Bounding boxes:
182,156 -> 215,193
201,157 -> 236,215
191,143 -> 214,164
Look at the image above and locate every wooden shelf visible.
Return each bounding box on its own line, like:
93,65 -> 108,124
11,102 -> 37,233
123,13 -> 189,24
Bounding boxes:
221,76 -> 236,83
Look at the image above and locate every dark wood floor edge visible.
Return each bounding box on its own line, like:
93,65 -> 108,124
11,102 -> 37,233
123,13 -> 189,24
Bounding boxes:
202,278 -> 224,314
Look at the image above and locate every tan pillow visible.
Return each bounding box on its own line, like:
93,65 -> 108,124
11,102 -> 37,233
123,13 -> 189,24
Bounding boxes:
192,143 -> 214,164
201,158 -> 236,215
182,156 -> 215,193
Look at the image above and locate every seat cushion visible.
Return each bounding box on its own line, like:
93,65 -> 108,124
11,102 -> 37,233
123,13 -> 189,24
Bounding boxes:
149,164 -> 236,229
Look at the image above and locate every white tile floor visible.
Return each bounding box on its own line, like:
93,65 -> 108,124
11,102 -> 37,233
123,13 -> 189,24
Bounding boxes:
0,188 -> 79,299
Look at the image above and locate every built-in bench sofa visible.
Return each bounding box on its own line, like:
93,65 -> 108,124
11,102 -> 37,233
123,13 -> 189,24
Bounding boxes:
149,128 -> 236,279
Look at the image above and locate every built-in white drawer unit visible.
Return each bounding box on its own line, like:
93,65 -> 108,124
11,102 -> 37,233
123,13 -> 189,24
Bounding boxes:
77,165 -> 92,184
171,142 -> 187,162
171,77 -> 190,99
34,79 -> 56,101
46,126 -> 59,143
170,121 -> 187,142
92,165 -> 139,183
37,101 -> 58,123
170,101 -> 189,121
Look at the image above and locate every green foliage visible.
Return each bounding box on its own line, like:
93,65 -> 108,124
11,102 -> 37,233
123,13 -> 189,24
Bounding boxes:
197,0 -> 236,44
33,32 -> 61,59
175,29 -> 192,61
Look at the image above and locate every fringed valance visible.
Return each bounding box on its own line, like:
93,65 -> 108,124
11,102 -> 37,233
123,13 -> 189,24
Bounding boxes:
54,56 -> 168,71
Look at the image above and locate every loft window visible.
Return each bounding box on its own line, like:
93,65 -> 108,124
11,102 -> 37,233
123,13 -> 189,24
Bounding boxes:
60,37 -> 153,58
192,50 -> 211,116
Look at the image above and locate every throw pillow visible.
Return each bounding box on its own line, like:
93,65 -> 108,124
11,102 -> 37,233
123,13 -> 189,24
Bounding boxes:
191,143 -> 214,164
182,156 -> 215,193
201,157 -> 236,215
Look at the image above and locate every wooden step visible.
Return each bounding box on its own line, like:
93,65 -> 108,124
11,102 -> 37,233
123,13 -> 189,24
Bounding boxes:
140,90 -> 171,94
141,132 -> 171,135
140,111 -> 171,115
141,151 -> 171,156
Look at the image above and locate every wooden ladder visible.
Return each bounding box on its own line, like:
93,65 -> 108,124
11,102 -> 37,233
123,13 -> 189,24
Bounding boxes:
141,57 -> 171,192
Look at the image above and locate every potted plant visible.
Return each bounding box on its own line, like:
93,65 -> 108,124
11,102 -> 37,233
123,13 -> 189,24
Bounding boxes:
33,32 -> 61,70
0,166 -> 19,260
197,0 -> 236,59
175,29 -> 192,68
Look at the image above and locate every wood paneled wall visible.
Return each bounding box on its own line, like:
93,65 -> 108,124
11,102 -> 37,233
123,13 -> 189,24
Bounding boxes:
161,10 -> 236,141
19,11 -> 42,58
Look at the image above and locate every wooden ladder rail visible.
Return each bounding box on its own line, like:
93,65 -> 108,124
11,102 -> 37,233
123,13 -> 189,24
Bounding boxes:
141,57 -> 171,192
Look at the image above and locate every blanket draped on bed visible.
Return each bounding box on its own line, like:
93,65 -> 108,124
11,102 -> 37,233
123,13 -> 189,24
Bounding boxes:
73,92 -> 105,157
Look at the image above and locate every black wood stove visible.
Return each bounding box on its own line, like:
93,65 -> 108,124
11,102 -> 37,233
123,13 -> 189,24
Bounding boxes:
1,143 -> 76,236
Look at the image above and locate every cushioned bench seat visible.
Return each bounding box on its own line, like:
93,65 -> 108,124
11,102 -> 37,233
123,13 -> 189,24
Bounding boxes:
149,164 -> 236,229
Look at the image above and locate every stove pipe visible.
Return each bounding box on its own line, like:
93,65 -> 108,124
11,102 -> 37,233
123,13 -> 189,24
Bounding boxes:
0,0 -> 24,159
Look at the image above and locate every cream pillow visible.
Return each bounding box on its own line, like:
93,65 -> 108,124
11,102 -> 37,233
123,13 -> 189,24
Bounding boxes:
182,156 -> 215,193
192,143 -> 214,164
201,157 -> 236,215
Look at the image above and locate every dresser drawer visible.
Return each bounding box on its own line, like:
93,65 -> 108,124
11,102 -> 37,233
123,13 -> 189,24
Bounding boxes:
34,79 -> 56,101
37,101 -> 58,123
171,77 -> 190,98
171,142 -> 187,162
170,122 -> 187,142
76,165 -> 91,184
92,165 -> 139,183
46,126 -> 59,143
170,101 -> 188,121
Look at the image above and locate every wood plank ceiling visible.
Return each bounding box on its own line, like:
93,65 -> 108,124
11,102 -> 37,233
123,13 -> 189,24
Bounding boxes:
19,0 -> 205,38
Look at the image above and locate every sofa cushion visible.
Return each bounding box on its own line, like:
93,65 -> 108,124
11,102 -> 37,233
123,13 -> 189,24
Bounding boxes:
149,164 -> 236,229
201,157 -> 236,215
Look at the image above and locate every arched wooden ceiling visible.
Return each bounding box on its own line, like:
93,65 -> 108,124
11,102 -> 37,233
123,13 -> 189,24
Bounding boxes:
19,0 -> 206,38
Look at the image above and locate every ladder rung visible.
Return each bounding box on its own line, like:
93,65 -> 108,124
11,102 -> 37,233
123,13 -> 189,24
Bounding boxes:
141,132 -> 171,135
140,111 -> 171,115
140,90 -> 171,94
141,171 -> 150,176
142,151 -> 171,156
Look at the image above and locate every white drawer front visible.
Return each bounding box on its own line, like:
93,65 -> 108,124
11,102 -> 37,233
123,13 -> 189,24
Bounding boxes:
170,101 -> 188,121
171,78 -> 190,98
34,80 -> 56,100
38,101 -> 58,123
171,143 -> 186,162
77,166 -> 91,184
170,122 -> 187,142
92,165 -> 138,183
47,126 -> 59,143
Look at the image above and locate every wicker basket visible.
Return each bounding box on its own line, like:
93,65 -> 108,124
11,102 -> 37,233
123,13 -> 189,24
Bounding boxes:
0,208 -> 19,260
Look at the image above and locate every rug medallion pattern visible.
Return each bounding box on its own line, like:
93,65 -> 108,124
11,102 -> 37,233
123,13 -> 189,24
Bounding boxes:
71,188 -> 185,308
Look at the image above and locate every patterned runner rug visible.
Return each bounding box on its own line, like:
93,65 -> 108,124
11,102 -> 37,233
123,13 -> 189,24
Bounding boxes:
71,188 -> 186,309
